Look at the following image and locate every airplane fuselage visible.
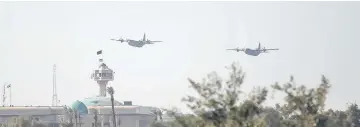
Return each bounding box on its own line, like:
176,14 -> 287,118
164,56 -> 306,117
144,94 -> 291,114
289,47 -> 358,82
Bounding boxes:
114,33 -> 161,48
244,48 -> 261,56
227,43 -> 277,56
127,40 -> 145,48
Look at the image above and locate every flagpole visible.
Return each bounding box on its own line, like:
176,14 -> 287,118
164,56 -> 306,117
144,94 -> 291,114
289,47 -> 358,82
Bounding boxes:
97,50 -> 103,63
99,50 -> 103,62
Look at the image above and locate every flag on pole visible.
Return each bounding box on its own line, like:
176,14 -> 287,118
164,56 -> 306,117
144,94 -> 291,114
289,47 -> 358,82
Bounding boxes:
6,84 -> 11,88
97,50 -> 102,55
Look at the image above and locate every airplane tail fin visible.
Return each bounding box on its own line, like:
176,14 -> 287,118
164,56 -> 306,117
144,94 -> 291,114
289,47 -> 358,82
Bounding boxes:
258,42 -> 261,50
143,33 -> 146,42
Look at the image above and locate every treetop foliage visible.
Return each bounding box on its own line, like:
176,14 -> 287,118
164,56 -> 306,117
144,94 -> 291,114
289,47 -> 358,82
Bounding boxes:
152,62 -> 357,127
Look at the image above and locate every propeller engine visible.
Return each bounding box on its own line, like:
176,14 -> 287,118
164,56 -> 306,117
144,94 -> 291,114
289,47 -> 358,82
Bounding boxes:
226,47 -> 244,52
237,47 -> 246,52
119,38 -> 126,43
117,38 -> 127,43
111,38 -> 126,43
262,47 -> 269,53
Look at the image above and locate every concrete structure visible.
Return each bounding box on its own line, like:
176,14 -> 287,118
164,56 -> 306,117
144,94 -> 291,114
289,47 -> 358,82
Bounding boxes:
91,57 -> 114,97
0,105 -> 158,127
0,52 -> 160,127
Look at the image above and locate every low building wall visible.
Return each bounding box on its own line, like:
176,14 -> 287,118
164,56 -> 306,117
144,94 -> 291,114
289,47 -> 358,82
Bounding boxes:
0,105 -> 156,127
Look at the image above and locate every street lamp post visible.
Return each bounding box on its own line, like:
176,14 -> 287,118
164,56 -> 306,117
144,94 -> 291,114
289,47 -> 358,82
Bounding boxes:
2,84 -> 5,106
2,83 -> 11,106
8,84 -> 11,106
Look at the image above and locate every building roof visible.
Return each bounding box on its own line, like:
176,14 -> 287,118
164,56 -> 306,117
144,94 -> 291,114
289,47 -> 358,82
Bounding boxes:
98,63 -> 112,71
80,96 -> 123,107
71,100 -> 88,114
0,106 -> 66,116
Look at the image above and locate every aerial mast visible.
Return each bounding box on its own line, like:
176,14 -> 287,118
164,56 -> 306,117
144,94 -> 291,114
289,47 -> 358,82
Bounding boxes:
52,64 -> 58,106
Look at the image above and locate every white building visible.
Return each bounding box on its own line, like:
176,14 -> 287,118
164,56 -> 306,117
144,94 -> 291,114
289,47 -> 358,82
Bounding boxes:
0,104 -> 158,127
0,52 -> 160,127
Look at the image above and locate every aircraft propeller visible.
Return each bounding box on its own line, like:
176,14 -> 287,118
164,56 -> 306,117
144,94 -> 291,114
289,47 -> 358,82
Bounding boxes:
119,38 -> 126,43
111,38 -> 126,43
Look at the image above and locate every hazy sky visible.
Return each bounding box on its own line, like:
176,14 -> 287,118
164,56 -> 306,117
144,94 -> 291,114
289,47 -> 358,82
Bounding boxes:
1,1 -> 360,112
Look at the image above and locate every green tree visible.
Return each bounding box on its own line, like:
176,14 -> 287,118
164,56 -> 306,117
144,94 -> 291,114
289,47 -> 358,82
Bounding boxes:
6,117 -> 31,127
181,62 -> 268,127
107,86 -> 117,127
165,61 -> 359,127
346,103 -> 360,127
271,75 -> 331,127
261,107 -> 282,127
61,106 -> 74,127
158,107 -> 209,127
90,109 -> 99,127
3,116 -> 47,127
324,109 -> 350,127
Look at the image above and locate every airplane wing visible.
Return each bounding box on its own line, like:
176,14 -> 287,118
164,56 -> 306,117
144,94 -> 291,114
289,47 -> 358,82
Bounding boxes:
261,48 -> 279,53
226,48 -> 244,52
264,48 -> 279,50
149,41 -> 162,43
110,38 -> 127,43
226,48 -> 237,51
145,40 -> 162,44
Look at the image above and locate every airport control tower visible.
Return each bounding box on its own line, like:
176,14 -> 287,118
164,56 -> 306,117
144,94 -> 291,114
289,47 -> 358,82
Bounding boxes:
91,50 -> 114,97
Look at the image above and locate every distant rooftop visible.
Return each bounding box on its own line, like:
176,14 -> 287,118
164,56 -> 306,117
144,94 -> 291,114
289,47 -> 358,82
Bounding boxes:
81,96 -> 123,106
71,96 -> 123,113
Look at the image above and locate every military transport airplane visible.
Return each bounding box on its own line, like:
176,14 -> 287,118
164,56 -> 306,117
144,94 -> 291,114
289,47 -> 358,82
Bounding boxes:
227,42 -> 279,56
111,33 -> 162,48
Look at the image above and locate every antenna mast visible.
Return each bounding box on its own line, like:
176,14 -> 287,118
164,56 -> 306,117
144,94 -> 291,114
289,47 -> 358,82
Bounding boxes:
52,64 -> 58,106
2,85 -> 5,106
